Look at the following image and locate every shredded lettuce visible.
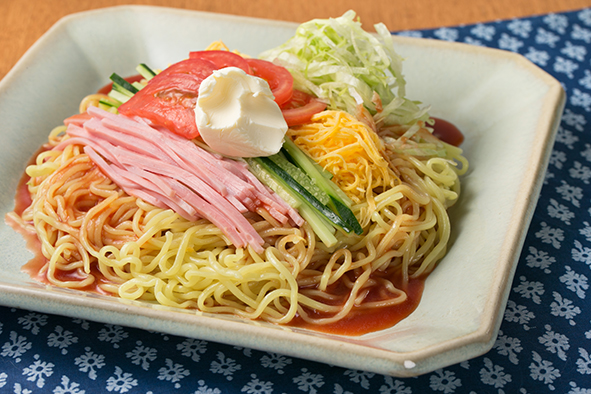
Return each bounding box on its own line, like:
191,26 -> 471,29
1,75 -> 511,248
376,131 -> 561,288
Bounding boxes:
259,10 -> 429,126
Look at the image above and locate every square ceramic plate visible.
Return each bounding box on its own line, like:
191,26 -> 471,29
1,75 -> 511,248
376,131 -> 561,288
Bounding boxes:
0,5 -> 564,377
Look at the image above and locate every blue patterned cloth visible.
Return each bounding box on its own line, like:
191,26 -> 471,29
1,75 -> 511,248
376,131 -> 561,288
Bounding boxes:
2,7 -> 591,394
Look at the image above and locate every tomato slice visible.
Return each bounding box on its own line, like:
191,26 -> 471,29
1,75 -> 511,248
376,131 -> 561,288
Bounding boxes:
64,112 -> 92,126
280,90 -> 327,126
280,89 -> 311,109
154,58 -> 217,79
189,50 -> 251,74
118,58 -> 218,139
245,59 -> 293,106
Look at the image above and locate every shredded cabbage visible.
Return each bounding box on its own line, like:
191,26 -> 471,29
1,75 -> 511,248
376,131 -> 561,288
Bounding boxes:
259,10 -> 429,126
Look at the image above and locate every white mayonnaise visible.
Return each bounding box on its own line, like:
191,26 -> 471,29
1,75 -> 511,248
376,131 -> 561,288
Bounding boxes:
194,67 -> 288,157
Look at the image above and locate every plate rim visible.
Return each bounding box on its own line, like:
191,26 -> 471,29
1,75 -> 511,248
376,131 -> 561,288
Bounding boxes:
0,4 -> 566,377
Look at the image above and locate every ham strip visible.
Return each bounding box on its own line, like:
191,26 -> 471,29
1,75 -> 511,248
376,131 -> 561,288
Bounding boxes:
68,122 -> 246,215
84,146 -> 199,221
73,130 -> 260,250
55,106 -> 303,252
231,161 -> 305,226
89,106 -> 296,221
89,107 -> 261,210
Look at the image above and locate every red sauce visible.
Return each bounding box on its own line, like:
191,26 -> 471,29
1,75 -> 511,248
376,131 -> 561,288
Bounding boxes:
11,144 -> 51,216
431,117 -> 464,146
8,146 -> 52,280
12,170 -> 32,217
6,216 -> 45,284
8,148 -> 427,336
51,264 -> 114,296
12,171 -> 426,335
12,213 -> 112,296
289,274 -> 425,336
7,168 -> 46,282
7,156 -> 113,295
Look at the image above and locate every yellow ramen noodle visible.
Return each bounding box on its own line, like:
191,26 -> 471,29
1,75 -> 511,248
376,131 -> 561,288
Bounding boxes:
9,105 -> 467,329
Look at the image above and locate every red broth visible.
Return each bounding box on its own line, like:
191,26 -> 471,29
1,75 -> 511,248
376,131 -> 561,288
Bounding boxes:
431,117 -> 464,146
289,273 -> 425,336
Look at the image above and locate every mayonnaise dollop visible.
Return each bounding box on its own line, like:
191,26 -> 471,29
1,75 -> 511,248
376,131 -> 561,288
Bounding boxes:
194,67 -> 288,157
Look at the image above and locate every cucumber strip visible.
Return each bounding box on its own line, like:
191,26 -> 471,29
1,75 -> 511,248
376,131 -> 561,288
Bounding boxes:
98,98 -> 121,108
109,73 -> 139,94
330,196 -> 363,235
254,157 -> 353,234
136,63 -> 157,80
111,82 -> 134,97
298,204 -> 338,247
98,103 -> 119,114
319,166 -> 334,180
281,139 -> 362,234
268,152 -> 330,205
283,139 -> 334,180
246,158 -> 338,246
246,158 -> 300,208
107,89 -> 132,104
131,81 -> 145,91
282,138 -> 352,206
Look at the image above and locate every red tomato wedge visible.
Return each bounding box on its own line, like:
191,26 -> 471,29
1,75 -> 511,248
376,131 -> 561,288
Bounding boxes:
245,59 -> 293,106
280,89 -> 311,108
64,112 -> 92,126
118,58 -> 218,139
118,55 -> 300,139
189,50 -> 252,74
154,58 -> 218,79
280,90 -> 327,126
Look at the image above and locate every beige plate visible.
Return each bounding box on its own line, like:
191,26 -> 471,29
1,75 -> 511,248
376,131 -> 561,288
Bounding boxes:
0,5 -> 565,376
